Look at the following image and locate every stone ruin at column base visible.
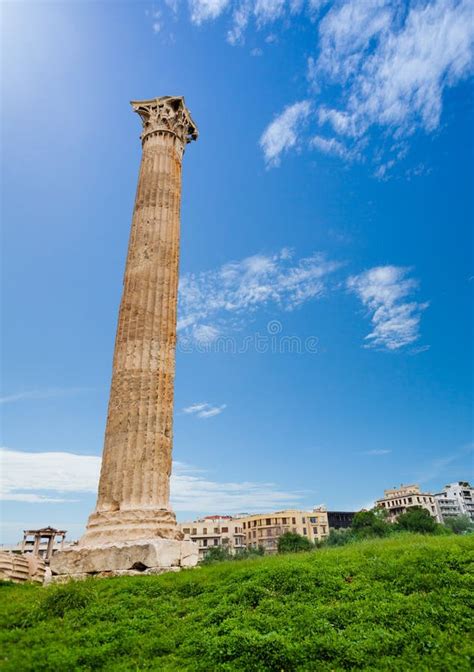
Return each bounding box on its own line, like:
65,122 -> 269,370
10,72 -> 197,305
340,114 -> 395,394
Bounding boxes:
50,516 -> 198,581
50,96 -> 199,581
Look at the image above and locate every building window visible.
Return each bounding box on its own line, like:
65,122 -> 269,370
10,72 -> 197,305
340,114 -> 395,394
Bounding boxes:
310,517 -> 317,524
192,528 -> 197,535
313,527 -> 317,534
203,528 -> 207,534
214,528 -> 219,533
222,527 -> 228,533
303,528 -> 307,535
214,539 -> 218,546
292,517 -> 296,524
282,518 -> 287,524
182,528 -> 190,534
203,539 -> 207,547
265,519 -> 271,526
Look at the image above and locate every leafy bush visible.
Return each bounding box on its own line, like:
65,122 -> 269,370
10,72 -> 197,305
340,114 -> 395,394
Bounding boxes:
395,506 -> 438,533
352,509 -> 391,538
1,534 -> 473,671
201,546 -> 265,564
277,531 -> 313,553
321,528 -> 355,547
443,514 -> 474,534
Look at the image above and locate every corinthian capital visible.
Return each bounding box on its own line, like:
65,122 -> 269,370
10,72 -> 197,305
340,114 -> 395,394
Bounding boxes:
131,96 -> 198,145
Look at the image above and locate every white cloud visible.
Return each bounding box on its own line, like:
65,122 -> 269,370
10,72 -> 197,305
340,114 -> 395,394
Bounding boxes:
178,247 -> 342,339
313,0 -> 474,169
192,323 -> 221,343
189,0 -> 230,24
260,100 -> 311,166
0,387 -> 90,405
172,460 -> 304,513
316,0 -> 395,82
347,265 -> 429,350
254,0 -> 286,24
1,448 -> 101,500
182,402 -> 227,418
362,449 -> 392,456
310,134 -> 357,160
180,1 -> 473,170
1,448 -> 303,514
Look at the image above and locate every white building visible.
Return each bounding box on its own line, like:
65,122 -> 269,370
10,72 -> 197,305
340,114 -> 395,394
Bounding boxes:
434,482 -> 474,522
376,484 -> 441,523
179,516 -> 246,561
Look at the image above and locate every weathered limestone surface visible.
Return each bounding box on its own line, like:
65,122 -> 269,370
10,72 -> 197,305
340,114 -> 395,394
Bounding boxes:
0,551 -> 46,583
51,97 -> 199,579
51,539 -> 198,576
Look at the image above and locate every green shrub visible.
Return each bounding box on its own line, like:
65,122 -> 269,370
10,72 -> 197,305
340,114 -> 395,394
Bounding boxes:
321,527 -> 355,547
395,506 -> 438,533
277,531 -> 313,553
352,509 -> 391,538
444,514 -> 474,534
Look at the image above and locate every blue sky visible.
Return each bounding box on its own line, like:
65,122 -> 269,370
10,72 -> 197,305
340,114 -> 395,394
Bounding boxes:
1,0 -> 473,543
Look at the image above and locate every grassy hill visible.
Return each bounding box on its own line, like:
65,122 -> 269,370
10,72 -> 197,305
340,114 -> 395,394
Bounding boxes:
1,534 -> 473,671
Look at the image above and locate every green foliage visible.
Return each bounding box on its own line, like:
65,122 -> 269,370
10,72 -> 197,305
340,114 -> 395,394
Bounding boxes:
1,534 -> 473,671
201,546 -> 232,564
277,531 -> 314,553
444,515 -> 474,534
352,509 -> 391,538
42,580 -> 97,617
396,507 -> 438,533
202,546 -> 265,565
321,528 -> 355,547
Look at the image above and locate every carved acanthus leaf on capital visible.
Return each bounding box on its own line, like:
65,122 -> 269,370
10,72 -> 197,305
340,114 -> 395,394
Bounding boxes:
131,96 -> 198,145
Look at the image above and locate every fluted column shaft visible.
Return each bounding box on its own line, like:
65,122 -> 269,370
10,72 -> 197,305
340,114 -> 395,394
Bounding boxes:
81,97 -> 197,545
98,131 -> 181,510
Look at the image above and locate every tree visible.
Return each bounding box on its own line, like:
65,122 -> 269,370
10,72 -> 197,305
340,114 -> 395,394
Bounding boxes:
277,532 -> 313,553
352,510 -> 390,538
396,507 -> 437,533
443,515 -> 474,534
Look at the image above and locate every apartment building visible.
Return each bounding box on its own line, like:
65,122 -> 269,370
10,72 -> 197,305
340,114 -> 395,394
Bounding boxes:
376,484 -> 441,523
239,508 -> 329,554
327,511 -> 355,530
179,516 -> 245,561
434,482 -> 474,522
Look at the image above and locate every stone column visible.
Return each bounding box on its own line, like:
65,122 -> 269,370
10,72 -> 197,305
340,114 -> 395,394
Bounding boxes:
51,97 -> 199,578
81,97 -> 198,545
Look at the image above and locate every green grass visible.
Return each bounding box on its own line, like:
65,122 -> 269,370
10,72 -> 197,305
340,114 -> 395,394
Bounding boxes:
1,534 -> 473,671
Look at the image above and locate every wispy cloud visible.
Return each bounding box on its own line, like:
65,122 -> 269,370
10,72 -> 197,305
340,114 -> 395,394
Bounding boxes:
0,387 -> 90,405
362,449 -> 392,456
177,0 -> 474,174
347,266 -> 429,351
0,448 -> 304,514
189,0 -> 231,25
178,247 -> 342,341
312,0 -> 474,173
260,101 -> 311,167
182,402 -> 227,418
310,134 -> 359,161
